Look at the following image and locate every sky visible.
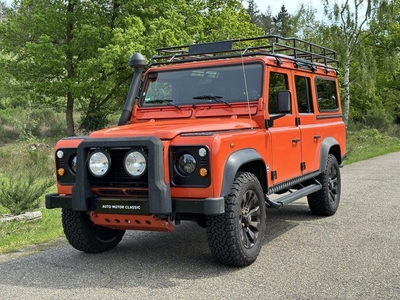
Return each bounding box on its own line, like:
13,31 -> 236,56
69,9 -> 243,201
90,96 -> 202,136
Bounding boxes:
252,0 -> 325,16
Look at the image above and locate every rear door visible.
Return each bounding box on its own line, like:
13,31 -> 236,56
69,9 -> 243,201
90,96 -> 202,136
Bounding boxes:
293,73 -> 321,173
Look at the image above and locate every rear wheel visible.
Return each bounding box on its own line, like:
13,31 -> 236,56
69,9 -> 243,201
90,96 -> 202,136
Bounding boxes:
308,154 -> 341,216
206,172 -> 266,267
62,208 -> 125,253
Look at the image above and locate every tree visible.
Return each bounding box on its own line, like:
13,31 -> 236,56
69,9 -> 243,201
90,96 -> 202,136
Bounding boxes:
259,7 -> 275,35
0,1 -> 7,23
1,0 -> 146,135
322,0 -> 384,124
273,5 -> 293,36
0,0 -> 262,135
246,0 -> 262,28
292,4 -> 320,40
367,0 -> 400,124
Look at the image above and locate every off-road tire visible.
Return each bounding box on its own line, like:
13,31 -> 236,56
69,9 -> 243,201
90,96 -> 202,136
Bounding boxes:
62,208 -> 125,253
308,154 -> 341,216
206,172 -> 266,267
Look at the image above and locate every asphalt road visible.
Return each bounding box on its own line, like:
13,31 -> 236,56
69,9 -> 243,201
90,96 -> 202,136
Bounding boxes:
0,152 -> 399,300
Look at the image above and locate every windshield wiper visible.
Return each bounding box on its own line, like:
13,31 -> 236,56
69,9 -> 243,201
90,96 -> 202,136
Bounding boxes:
144,99 -> 181,110
193,95 -> 231,107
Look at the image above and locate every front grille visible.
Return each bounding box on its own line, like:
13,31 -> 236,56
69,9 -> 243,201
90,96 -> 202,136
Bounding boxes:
72,136 -> 171,214
89,148 -> 148,189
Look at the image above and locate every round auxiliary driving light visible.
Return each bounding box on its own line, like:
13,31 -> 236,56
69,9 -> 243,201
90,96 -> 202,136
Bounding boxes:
88,151 -> 110,177
177,154 -> 197,176
124,151 -> 147,177
70,156 -> 77,173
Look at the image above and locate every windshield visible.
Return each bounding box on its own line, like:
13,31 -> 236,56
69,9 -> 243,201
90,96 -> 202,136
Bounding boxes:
140,63 -> 263,107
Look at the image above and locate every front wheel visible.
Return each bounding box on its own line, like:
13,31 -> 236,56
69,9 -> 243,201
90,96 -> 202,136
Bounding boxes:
307,154 -> 341,216
62,208 -> 125,253
206,172 -> 266,267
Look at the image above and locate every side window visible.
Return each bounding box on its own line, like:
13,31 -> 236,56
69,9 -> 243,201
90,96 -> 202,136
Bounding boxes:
316,78 -> 339,111
295,75 -> 313,113
268,72 -> 289,114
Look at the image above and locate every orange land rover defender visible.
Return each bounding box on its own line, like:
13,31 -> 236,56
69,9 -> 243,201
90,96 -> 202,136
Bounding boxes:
46,36 -> 346,267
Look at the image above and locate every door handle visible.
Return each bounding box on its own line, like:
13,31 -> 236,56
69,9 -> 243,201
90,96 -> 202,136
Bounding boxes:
292,138 -> 301,144
314,135 -> 321,140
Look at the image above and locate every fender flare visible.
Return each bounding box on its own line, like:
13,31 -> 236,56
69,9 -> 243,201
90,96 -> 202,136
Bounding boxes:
220,149 -> 266,197
320,137 -> 341,173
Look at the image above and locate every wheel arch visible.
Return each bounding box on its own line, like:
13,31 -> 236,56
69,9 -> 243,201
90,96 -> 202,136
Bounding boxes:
320,137 -> 342,172
220,149 -> 267,197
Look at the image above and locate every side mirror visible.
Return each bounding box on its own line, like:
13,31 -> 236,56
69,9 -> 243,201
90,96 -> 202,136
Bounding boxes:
277,90 -> 291,113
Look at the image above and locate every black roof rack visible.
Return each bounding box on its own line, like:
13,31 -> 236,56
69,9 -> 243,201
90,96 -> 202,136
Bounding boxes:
149,35 -> 339,71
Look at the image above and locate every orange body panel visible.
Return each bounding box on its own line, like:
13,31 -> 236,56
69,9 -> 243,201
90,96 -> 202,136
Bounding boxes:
55,138 -> 84,195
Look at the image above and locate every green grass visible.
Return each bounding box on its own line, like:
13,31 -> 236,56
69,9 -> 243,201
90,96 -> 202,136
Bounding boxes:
0,204 -> 9,215
0,128 -> 399,256
346,128 -> 400,164
0,207 -> 63,255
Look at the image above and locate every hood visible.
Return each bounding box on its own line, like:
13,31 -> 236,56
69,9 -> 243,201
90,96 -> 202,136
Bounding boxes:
89,118 -> 259,140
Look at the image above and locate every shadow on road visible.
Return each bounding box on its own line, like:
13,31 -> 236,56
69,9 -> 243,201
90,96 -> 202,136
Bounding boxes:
265,200 -> 323,243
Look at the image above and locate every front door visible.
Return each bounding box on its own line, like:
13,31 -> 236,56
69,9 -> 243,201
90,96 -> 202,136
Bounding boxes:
267,70 -> 302,185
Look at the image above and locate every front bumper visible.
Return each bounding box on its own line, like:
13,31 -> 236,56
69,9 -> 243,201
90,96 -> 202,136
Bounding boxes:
45,193 -> 225,215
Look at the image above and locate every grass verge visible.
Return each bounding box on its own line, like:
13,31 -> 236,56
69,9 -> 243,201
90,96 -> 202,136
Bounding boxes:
346,129 -> 400,164
0,207 -> 63,255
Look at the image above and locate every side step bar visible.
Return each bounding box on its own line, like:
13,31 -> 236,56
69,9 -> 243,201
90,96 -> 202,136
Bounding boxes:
265,183 -> 322,209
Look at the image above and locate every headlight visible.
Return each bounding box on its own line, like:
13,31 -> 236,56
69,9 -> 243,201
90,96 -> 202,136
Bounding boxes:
124,150 -> 147,177
88,150 -> 111,177
176,154 -> 196,176
70,156 -> 77,173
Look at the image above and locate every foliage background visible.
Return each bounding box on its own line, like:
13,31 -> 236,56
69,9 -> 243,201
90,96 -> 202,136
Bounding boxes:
0,0 -> 400,254
1,0 -> 400,133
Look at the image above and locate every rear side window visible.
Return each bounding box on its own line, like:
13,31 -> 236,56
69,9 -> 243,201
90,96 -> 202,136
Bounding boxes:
295,75 -> 313,113
316,78 -> 339,111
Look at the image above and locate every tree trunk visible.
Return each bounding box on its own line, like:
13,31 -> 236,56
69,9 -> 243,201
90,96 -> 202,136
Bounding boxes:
66,91 -> 75,136
65,0 -> 76,136
343,53 -> 351,125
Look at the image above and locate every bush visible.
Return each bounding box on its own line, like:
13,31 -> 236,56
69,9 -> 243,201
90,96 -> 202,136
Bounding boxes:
0,175 -> 52,215
0,105 -> 66,143
29,107 -> 66,137
0,124 -> 19,144
79,111 -> 110,134
0,139 -> 54,176
363,108 -> 394,132
388,124 -> 400,138
0,140 -> 55,214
